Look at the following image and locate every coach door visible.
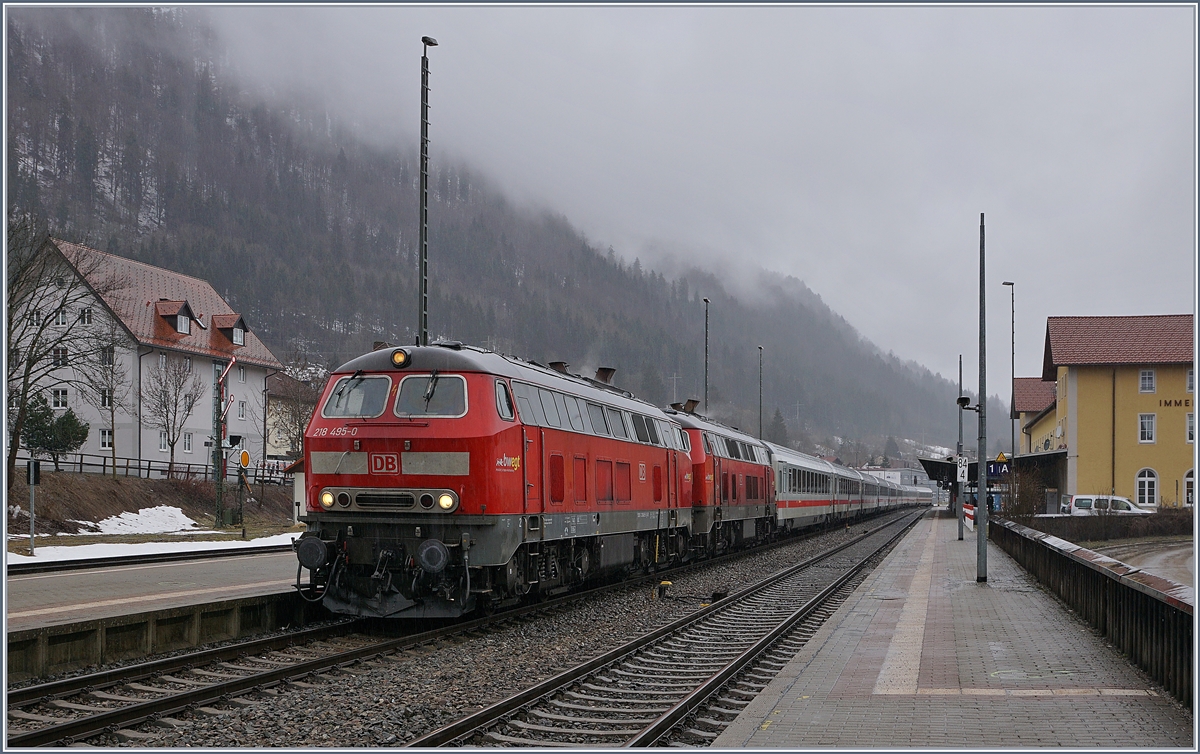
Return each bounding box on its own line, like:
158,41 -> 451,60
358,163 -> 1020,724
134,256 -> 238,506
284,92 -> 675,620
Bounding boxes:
523,426 -> 543,516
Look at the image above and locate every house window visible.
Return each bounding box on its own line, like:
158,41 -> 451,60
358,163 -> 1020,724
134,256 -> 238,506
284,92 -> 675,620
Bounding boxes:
52,347 -> 68,366
238,366 -> 246,383
1139,369 -> 1156,393
238,401 -> 247,420
1139,413 -> 1156,443
1136,468 -> 1158,508
26,308 -> 40,326
1189,370 -> 1194,394
159,431 -> 168,452
52,389 -> 68,408
100,429 -> 113,450
79,308 -> 93,324
101,346 -> 114,366
183,433 -> 193,453
55,310 -> 68,326
177,314 -> 190,334
159,353 -> 167,369
1188,413 -> 1194,444
232,326 -> 245,346
101,389 -> 113,408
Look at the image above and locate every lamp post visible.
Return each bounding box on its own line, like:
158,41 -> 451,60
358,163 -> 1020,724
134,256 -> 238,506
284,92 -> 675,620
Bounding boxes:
703,298 -> 710,413
758,345 -> 763,439
957,354 -> 964,541
1002,281 -> 1015,457
977,213 -> 987,582
418,35 -> 438,346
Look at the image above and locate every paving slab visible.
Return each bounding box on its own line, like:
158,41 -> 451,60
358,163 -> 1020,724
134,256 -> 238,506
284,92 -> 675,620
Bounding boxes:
714,509 -> 1195,748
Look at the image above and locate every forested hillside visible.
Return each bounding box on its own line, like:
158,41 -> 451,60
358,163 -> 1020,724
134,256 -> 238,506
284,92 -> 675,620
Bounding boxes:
6,7 -> 1006,453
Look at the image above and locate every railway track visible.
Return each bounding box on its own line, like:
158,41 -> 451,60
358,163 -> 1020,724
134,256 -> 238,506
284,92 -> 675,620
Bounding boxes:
407,508 -> 926,747
7,508 -> 920,747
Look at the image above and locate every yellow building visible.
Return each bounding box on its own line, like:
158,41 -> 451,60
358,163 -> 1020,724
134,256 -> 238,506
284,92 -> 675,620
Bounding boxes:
1018,315 -> 1194,508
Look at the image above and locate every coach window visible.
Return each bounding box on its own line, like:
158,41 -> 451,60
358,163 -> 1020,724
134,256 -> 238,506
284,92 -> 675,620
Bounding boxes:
573,456 -> 588,503
597,460 -> 614,502
495,381 -> 515,421
538,389 -> 562,428
587,403 -> 610,435
606,407 -> 630,439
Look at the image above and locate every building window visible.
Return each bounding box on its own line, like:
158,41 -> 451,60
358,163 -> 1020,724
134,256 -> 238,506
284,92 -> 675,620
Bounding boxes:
1139,369 -> 1156,393
238,401 -> 247,420
159,353 -> 167,369
55,309 -> 68,326
1186,470 -> 1194,507
1138,413 -> 1156,443
52,347 -> 68,367
52,389 -> 68,408
1188,413 -> 1194,444
101,346 -> 114,366
26,308 -> 40,326
159,431 -> 168,451
232,326 -> 245,346
1189,370 -> 1194,394
177,314 -> 190,334
101,389 -> 113,408
184,357 -> 192,372
1136,468 -> 1158,508
100,429 -> 113,450
183,433 -> 193,453
238,366 -> 246,383
79,308 -> 93,324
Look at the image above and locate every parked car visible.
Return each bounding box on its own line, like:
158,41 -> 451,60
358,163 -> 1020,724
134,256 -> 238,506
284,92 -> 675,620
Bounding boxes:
1064,495 -> 1152,515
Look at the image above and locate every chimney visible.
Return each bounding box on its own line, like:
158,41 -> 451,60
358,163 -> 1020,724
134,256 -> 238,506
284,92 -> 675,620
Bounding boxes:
683,398 -> 700,414
595,367 -> 616,385
549,361 -> 570,374
669,402 -> 684,411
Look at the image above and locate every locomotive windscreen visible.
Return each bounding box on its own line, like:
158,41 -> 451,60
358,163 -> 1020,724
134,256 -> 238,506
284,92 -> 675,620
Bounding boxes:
394,374 -> 467,417
323,375 -> 391,418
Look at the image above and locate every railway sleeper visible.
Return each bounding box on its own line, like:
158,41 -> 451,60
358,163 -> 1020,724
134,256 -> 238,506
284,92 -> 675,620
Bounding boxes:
579,683 -> 687,697
597,673 -> 700,689
88,690 -> 143,703
704,705 -> 744,716
508,719 -> 644,737
528,709 -> 659,726
611,666 -> 712,681
715,695 -> 751,707
548,699 -> 671,715
484,730 -> 605,747
692,716 -> 732,728
565,691 -> 676,705
681,727 -> 719,740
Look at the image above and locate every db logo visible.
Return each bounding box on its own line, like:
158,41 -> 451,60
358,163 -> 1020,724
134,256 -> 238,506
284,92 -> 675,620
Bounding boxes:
369,453 -> 400,474
638,462 -> 647,482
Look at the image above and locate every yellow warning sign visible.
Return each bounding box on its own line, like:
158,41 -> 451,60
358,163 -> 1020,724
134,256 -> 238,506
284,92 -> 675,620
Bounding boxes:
996,452 -> 1008,463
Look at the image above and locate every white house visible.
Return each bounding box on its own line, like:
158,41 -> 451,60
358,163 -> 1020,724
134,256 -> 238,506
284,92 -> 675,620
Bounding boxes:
43,240 -> 284,475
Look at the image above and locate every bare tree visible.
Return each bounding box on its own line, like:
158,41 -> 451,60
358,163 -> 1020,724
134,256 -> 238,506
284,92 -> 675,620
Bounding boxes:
143,355 -> 205,476
6,212 -> 125,488
75,315 -> 135,476
271,370 -> 321,460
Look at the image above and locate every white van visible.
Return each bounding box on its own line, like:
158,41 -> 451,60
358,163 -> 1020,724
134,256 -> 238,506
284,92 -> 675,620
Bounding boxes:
1064,495 -> 1152,516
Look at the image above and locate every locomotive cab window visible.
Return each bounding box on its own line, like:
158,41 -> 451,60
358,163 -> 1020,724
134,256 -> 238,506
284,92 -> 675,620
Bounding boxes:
322,375 -> 391,418
495,381 -> 515,421
394,374 -> 467,417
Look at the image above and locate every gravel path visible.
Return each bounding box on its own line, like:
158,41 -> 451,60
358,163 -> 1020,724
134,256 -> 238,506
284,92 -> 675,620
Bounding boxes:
86,515 -> 911,747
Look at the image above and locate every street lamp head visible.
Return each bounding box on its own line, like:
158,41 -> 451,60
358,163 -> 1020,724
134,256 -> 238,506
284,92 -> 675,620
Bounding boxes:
957,395 -> 971,409
422,36 -> 438,47
1002,281 -> 1014,286
702,297 -> 709,304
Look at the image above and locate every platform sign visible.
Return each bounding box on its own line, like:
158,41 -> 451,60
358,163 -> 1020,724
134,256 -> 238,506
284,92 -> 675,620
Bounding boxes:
987,460 -> 1011,479
956,455 -> 968,483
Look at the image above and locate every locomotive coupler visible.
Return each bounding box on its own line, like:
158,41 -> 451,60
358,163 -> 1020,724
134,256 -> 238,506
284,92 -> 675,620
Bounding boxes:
370,548 -> 398,592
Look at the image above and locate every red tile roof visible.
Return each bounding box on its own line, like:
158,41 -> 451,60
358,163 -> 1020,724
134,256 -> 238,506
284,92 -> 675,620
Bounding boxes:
1011,377 -> 1056,418
1042,315 -> 1194,380
55,239 -> 283,370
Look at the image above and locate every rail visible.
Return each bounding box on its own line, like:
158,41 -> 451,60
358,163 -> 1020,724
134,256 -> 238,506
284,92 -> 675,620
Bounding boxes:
10,449 -> 293,485
990,518 -> 1192,706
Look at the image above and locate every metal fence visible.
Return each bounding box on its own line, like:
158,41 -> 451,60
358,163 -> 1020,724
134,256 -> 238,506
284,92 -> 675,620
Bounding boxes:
12,450 -> 293,486
991,519 -> 1192,706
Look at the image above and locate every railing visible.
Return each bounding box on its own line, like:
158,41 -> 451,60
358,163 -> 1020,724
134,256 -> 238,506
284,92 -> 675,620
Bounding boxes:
11,450 -> 293,485
991,518 -> 1192,706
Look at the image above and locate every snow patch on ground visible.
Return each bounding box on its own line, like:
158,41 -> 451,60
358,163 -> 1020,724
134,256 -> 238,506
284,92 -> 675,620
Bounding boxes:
75,505 -> 203,535
6,533 -> 298,563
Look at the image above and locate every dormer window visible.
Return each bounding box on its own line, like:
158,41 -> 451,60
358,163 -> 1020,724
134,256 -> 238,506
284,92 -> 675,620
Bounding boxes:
233,326 -> 245,345
177,314 -> 191,334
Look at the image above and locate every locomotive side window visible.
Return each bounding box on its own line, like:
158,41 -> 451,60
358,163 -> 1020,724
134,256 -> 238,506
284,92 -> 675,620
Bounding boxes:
495,381 -> 515,421
677,428 -> 690,452
701,433 -> 712,455
645,418 -> 661,445
553,392 -> 573,430
549,454 -> 565,503
573,456 -> 587,502
606,407 -> 629,439
724,438 -> 741,460
394,374 -> 467,417
631,414 -> 651,443
587,403 -> 610,435
322,375 -> 391,418
563,396 -> 586,432
597,460 -> 614,501
538,388 -> 562,427
512,382 -> 544,425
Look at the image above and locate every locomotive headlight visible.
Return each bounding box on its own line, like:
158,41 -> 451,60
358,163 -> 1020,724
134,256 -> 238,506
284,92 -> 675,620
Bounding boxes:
391,349 -> 410,368
438,493 -> 455,510
319,491 -> 335,509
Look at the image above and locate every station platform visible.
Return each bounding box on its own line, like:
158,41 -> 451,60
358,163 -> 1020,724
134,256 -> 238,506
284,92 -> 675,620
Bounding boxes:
714,508 -> 1194,748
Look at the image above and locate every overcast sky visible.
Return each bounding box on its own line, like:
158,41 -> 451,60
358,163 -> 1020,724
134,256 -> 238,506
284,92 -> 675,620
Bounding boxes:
205,5 -> 1196,394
